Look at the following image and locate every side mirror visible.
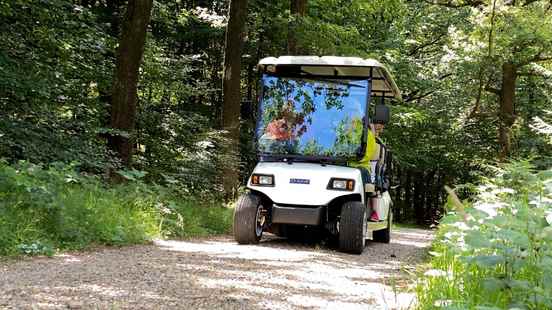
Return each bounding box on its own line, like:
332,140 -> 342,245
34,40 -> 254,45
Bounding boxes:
374,105 -> 390,124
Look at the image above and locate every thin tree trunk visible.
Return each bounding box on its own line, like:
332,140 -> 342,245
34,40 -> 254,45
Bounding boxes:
393,165 -> 402,222
425,170 -> 436,223
404,171 -> 412,221
498,62 -> 517,160
222,0 -> 248,197
435,171 -> 444,218
413,171 -> 424,225
108,0 -> 153,168
288,0 -> 307,55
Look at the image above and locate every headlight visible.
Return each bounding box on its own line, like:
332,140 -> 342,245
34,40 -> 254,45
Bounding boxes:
251,174 -> 274,186
328,178 -> 355,191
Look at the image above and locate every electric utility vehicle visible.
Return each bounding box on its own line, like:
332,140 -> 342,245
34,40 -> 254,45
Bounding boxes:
233,56 -> 401,254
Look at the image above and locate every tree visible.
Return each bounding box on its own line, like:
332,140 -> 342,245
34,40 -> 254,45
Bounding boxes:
470,0 -> 552,159
288,0 -> 308,55
108,0 -> 153,167
222,0 -> 248,195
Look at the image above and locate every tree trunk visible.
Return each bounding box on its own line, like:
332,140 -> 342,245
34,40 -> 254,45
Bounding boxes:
425,170 -> 436,223
413,171 -> 424,225
108,0 -> 153,167
288,0 -> 307,55
404,170 -> 412,221
435,171 -> 444,219
222,0 -> 248,197
393,165 -> 402,222
498,62 -> 517,160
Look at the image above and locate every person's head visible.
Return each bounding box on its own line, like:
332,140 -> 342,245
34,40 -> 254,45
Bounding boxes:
373,123 -> 385,136
275,118 -> 289,134
370,123 -> 385,136
266,118 -> 292,140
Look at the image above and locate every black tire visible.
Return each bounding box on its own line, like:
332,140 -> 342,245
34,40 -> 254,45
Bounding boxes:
339,201 -> 366,254
373,211 -> 392,243
233,193 -> 263,244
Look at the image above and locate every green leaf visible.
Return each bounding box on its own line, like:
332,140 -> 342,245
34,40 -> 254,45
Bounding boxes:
468,255 -> 505,268
481,278 -> 507,293
506,280 -> 531,291
465,230 -> 492,248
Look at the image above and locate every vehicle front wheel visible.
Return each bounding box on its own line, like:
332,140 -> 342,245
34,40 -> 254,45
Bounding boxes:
233,193 -> 265,244
339,201 -> 366,254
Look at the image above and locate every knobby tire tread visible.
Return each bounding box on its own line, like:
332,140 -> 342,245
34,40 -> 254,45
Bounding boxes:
339,201 -> 365,254
233,193 -> 261,244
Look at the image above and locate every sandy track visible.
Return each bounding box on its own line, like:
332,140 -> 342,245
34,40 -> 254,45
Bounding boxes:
0,228 -> 433,310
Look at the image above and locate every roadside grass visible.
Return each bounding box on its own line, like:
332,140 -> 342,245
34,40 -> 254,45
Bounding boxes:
0,160 -> 233,256
415,161 -> 552,309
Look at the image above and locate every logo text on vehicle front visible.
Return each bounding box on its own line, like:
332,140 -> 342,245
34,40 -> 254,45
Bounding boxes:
290,178 -> 310,184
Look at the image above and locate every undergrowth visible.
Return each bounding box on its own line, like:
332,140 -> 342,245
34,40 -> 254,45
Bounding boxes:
415,160 -> 552,309
0,160 -> 232,256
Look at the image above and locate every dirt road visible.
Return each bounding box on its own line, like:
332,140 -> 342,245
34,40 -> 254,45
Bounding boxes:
0,228 -> 433,310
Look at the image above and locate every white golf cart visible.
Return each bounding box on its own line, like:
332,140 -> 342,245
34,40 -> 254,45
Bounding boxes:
234,56 -> 401,254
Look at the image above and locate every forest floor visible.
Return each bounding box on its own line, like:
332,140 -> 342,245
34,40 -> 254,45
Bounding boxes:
0,228 -> 433,310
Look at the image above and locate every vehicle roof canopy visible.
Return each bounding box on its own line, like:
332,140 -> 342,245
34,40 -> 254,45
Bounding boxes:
258,56 -> 401,100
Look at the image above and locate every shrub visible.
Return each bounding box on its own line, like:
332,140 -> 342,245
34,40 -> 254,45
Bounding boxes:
0,160 -> 232,256
416,160 -> 552,309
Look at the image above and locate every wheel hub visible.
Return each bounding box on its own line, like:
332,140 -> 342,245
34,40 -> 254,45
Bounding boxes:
255,205 -> 266,237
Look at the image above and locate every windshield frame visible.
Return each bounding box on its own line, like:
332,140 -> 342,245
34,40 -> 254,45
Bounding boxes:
255,73 -> 372,162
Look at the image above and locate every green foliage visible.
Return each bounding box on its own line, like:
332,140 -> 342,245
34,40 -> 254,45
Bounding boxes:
0,161 -> 232,256
1,0 -> 551,226
416,160 -> 552,309
0,0 -> 116,171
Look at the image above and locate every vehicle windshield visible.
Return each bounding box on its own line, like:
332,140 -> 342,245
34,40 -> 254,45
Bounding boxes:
257,74 -> 369,159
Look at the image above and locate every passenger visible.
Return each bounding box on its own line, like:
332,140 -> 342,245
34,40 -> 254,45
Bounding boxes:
369,123 -> 386,221
349,122 -> 385,222
349,122 -> 376,183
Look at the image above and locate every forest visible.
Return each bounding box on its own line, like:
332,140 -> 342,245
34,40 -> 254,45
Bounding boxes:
1,0 -> 551,308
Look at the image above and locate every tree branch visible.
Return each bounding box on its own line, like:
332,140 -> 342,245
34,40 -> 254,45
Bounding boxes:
403,73 -> 453,102
485,85 -> 500,95
405,91 -> 435,102
517,51 -> 552,67
408,33 -> 447,56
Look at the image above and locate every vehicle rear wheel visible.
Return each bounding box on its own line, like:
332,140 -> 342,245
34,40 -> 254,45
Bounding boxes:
234,193 -> 264,244
339,201 -> 366,254
373,211 -> 392,243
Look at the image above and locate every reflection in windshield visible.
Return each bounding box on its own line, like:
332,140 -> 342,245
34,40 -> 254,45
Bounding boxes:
257,75 -> 369,158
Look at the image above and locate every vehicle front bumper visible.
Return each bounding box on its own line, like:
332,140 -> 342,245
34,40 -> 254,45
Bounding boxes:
271,204 -> 323,226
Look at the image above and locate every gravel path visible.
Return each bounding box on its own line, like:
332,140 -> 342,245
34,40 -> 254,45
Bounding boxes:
0,228 -> 433,310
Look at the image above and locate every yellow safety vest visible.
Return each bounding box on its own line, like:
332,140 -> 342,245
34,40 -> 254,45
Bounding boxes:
349,130 -> 377,170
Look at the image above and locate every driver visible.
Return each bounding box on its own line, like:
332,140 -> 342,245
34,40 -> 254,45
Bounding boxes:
265,118 -> 293,140
258,102 -> 298,153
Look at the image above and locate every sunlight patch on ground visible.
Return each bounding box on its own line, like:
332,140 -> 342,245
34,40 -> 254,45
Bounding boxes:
393,238 -> 431,248
53,253 -> 82,263
155,239 -> 325,261
392,230 -> 434,248
202,278 -> 280,295
159,237 -> 420,309
286,295 -> 377,310
393,230 -> 435,240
